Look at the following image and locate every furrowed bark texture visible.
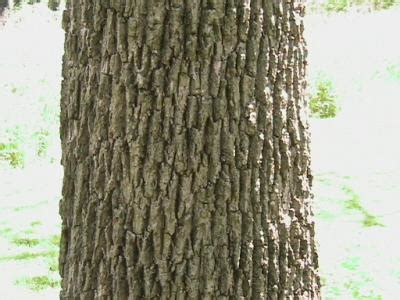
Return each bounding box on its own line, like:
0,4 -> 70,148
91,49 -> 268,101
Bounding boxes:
59,0 -> 320,299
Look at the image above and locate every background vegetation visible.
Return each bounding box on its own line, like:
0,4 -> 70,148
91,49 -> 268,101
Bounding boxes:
0,1 -> 399,299
308,0 -> 400,12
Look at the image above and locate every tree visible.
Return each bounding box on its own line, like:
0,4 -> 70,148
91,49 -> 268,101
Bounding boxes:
0,0 -> 8,16
48,0 -> 60,11
59,1 -> 320,299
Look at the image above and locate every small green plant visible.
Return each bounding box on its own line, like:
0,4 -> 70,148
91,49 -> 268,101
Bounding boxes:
0,126 -> 26,167
309,76 -> 339,119
0,142 -> 24,167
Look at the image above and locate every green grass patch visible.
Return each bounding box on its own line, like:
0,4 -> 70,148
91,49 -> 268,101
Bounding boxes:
341,256 -> 361,271
373,63 -> 400,82
0,227 -> 13,235
362,213 -> 384,227
342,186 -> 384,227
384,63 -> 400,81
16,275 -> 60,291
344,279 -> 383,300
308,0 -> 400,13
0,125 -> 27,168
13,200 -> 48,212
30,220 -> 42,227
47,255 -> 59,272
49,234 -> 60,247
0,142 -> 25,168
0,233 -> 60,271
342,186 -> 363,210
12,237 -> 40,247
0,251 -> 57,262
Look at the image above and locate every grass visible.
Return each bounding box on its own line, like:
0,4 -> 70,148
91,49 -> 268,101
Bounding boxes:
13,200 -> 48,212
314,171 -> 398,299
341,256 -> 361,271
0,2 -> 63,169
49,234 -> 60,247
342,186 -> 385,227
0,250 -> 57,262
0,227 -> 13,235
12,237 -> 40,247
47,255 -> 59,272
307,0 -> 400,13
16,275 -> 60,291
30,220 -> 42,227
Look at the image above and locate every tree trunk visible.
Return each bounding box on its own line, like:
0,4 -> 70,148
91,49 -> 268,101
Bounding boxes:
0,0 -> 8,16
59,1 -> 320,299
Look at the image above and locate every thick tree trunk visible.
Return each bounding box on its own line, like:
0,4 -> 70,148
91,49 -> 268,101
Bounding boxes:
59,1 -> 320,299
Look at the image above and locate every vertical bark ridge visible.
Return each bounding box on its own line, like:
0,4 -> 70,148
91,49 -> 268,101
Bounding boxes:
60,0 -> 320,299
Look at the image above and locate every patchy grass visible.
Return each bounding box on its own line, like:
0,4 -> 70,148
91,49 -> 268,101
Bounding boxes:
30,220 -> 42,227
373,62 -> 400,82
49,234 -> 60,247
342,186 -> 384,227
362,213 -> 384,228
12,237 -> 40,247
23,228 -> 35,234
0,2 -> 63,168
13,200 -> 48,212
16,275 -> 59,291
0,250 -> 57,261
307,0 -> 400,13
341,256 -> 361,271
0,227 -> 13,235
47,255 -> 59,272
344,279 -> 383,300
314,171 -> 399,299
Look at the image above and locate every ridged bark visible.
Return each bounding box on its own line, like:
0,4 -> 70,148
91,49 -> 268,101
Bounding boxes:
59,0 -> 320,299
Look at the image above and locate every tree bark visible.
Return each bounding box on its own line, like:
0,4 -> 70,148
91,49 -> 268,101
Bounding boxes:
0,0 -> 8,16
59,1 -> 320,299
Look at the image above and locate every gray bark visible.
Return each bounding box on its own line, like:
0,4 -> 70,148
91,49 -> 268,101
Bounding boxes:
59,0 -> 320,299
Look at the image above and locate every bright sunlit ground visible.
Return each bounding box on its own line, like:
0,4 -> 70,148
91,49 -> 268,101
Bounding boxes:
0,2 -> 399,299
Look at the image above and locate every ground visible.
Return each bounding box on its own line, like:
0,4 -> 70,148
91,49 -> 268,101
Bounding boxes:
0,3 -> 399,299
